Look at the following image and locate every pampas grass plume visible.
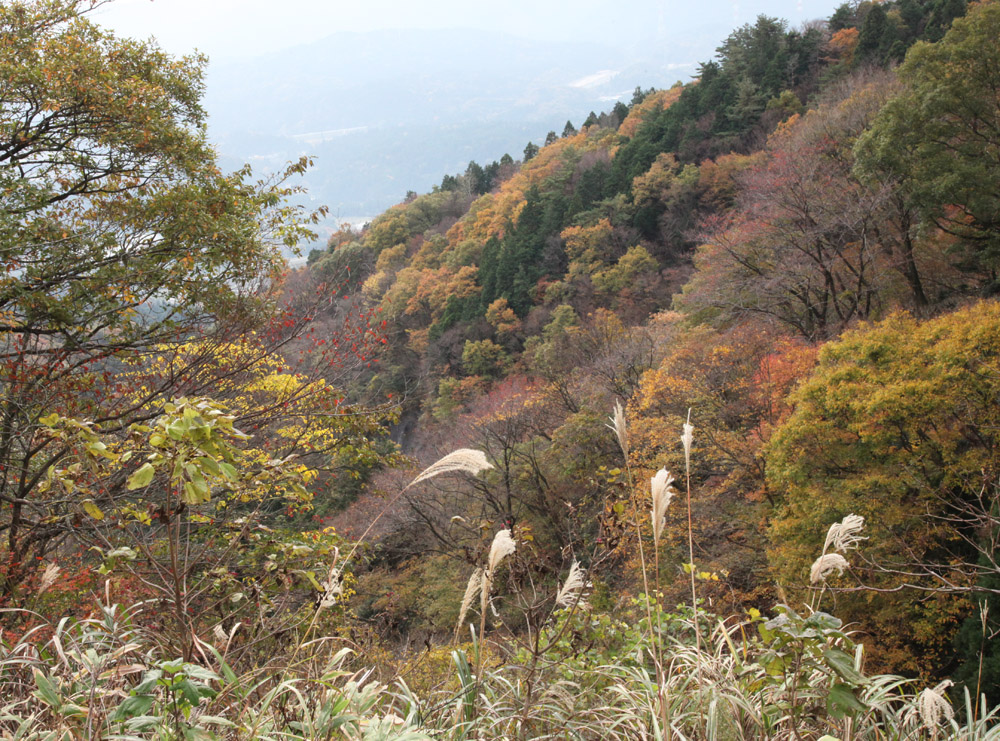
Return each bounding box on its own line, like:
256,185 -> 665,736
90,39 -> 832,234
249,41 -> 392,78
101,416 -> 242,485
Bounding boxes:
36,562 -> 60,597
918,680 -> 954,731
607,401 -> 629,459
810,553 -> 849,584
681,409 -> 694,469
481,529 -> 516,617
823,513 -> 866,554
488,528 -> 516,575
455,567 -> 483,640
651,468 -> 677,547
555,561 -> 591,610
412,449 -> 493,486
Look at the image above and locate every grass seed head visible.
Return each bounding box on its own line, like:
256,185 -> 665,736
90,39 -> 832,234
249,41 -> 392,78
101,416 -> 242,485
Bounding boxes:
918,680 -> 955,731
681,409 -> 694,470
823,513 -> 866,554
455,567 -> 483,639
555,561 -> 591,610
412,449 -> 493,486
651,468 -> 677,547
481,529 -> 517,616
607,400 -> 629,459
810,553 -> 849,584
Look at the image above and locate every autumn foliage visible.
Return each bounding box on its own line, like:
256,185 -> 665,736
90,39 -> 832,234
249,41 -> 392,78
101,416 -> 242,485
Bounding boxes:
6,0 -> 1000,728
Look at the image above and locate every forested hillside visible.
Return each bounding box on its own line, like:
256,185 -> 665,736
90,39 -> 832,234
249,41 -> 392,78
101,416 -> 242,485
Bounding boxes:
4,0 -> 1000,737
308,0 -> 991,677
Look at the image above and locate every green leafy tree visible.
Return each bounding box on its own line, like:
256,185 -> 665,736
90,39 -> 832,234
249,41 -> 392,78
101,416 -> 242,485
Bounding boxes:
854,0 -> 1000,280
856,3 -> 899,63
612,101 -> 630,128
461,339 -> 509,378
0,0 -> 329,590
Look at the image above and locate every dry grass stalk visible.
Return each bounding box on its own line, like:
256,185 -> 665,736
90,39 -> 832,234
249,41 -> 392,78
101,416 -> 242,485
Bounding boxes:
810,553 -> 849,584
680,410 -> 703,730
555,561 -> 590,610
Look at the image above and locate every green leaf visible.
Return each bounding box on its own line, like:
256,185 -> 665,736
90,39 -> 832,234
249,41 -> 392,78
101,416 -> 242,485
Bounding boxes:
198,715 -> 236,728
113,694 -> 155,721
58,702 -> 87,718
297,569 -> 322,591
827,682 -> 866,718
86,440 -> 115,460
197,456 -> 221,476
32,670 -> 61,709
127,463 -> 155,490
175,678 -> 198,706
167,419 -> 189,440
181,480 -> 210,504
823,648 -> 866,685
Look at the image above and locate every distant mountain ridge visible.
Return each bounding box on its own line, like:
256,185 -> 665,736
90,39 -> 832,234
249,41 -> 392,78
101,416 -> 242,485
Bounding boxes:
202,26 -> 727,221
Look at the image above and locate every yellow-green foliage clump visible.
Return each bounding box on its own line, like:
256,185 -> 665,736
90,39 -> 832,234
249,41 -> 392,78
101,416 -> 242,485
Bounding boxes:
768,301 -> 1000,674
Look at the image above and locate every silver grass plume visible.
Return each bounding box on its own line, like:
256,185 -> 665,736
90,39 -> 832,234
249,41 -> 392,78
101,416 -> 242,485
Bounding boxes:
318,569 -> 343,608
810,553 -> 849,584
607,400 -> 629,459
651,468 -> 677,548
681,409 -> 694,471
36,562 -> 60,597
455,568 -> 483,640
318,545 -> 343,609
481,529 -> 516,617
555,561 -> 591,610
488,528 -> 517,574
212,622 -> 241,646
917,680 -> 954,732
411,449 -> 493,486
823,513 -> 866,554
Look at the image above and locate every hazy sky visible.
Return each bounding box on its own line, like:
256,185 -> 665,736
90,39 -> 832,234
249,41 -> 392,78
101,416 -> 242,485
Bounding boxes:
92,0 -> 842,61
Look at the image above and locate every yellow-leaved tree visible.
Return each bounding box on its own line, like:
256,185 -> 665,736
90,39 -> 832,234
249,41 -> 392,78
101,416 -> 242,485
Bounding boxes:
767,301 -> 1000,680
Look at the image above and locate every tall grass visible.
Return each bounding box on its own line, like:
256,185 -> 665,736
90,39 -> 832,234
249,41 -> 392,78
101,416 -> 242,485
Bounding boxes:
2,418 -> 998,739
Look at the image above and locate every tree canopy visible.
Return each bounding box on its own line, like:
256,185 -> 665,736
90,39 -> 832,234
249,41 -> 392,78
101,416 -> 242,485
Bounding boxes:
854,0 -> 1000,277
0,0 -> 330,589
767,302 -> 1000,675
